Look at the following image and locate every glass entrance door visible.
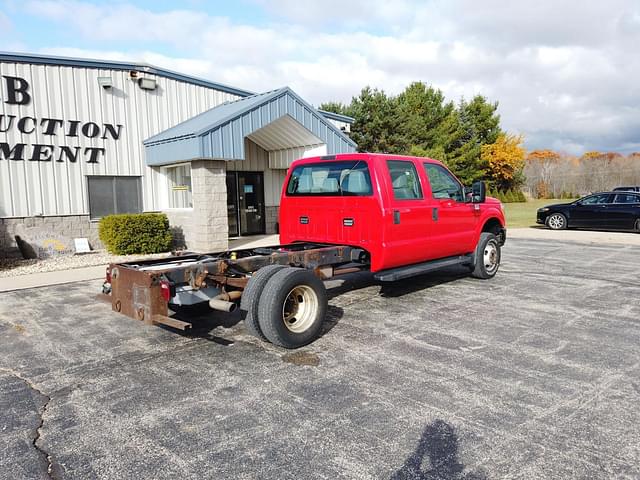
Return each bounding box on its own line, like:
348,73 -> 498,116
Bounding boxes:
226,173 -> 239,237
226,171 -> 265,237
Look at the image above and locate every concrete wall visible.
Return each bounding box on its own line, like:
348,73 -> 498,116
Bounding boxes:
0,215 -> 101,259
190,160 -> 228,252
164,209 -> 192,250
265,206 -> 279,234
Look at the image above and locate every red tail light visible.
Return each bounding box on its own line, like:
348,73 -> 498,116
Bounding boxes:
159,280 -> 171,302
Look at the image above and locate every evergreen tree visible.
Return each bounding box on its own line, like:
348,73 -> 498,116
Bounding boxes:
318,101 -> 353,117
347,87 -> 405,154
320,86 -> 503,185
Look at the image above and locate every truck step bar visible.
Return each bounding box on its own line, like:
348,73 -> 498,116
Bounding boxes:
373,255 -> 473,282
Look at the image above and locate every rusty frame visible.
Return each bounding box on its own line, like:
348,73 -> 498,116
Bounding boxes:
106,242 -> 368,330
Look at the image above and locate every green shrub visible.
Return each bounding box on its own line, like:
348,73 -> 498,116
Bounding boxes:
506,189 -> 515,203
99,213 -> 173,255
493,188 -> 526,203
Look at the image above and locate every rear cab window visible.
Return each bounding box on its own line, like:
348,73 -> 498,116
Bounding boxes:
286,160 -> 373,196
387,160 -> 423,200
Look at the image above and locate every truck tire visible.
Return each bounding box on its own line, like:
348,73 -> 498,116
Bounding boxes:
471,232 -> 501,279
257,267 -> 327,349
239,264 -> 286,341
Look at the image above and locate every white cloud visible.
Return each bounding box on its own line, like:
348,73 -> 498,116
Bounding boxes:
16,0 -> 640,154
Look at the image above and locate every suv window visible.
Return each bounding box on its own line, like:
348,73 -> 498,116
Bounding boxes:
580,194 -> 611,205
387,160 -> 423,200
423,163 -> 464,202
286,161 -> 373,196
613,193 -> 640,204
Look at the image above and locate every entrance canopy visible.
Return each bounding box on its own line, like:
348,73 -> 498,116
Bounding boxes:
144,87 -> 357,167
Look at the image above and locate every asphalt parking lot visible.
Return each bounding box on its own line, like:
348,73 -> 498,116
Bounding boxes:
1,237 -> 639,480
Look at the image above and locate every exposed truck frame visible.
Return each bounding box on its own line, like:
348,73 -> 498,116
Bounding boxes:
105,242 -> 367,330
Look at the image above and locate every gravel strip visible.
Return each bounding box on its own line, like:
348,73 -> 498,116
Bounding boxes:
0,251 -> 172,278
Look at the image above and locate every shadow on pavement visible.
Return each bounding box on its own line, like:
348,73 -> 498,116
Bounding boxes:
392,420 -> 486,480
165,266 -> 473,345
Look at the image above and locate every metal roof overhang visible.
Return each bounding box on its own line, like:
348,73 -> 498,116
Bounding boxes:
143,87 -> 357,167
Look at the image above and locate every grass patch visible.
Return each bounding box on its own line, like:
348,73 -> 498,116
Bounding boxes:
504,198 -> 575,228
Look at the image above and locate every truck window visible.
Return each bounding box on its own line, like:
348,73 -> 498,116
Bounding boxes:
423,163 -> 464,202
286,161 -> 373,196
387,160 -> 423,200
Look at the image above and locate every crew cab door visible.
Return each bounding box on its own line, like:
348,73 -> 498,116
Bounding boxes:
383,159 -> 433,267
423,163 -> 478,257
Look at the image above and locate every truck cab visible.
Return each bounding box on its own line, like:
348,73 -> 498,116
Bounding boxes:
279,153 -> 506,272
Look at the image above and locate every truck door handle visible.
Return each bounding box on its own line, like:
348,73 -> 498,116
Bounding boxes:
432,207 -> 439,221
393,210 -> 401,224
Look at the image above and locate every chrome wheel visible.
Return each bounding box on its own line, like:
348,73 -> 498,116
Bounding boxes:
483,240 -> 499,275
282,285 -> 318,333
547,213 -> 566,230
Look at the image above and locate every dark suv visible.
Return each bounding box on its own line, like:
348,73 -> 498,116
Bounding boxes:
613,186 -> 640,192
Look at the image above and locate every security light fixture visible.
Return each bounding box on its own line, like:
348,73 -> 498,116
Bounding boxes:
97,76 -> 113,89
138,77 -> 157,91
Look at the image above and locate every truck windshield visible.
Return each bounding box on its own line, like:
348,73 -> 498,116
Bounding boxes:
286,161 -> 373,196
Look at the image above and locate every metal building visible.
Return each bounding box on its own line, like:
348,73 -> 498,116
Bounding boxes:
0,52 -> 356,257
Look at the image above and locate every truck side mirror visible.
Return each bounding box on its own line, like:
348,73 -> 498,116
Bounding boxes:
471,181 -> 486,203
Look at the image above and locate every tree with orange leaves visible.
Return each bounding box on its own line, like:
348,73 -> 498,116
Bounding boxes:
480,133 -> 526,190
524,149 -> 561,198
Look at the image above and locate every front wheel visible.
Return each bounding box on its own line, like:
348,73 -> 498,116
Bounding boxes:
471,232 -> 501,279
257,268 -> 327,349
546,213 -> 567,230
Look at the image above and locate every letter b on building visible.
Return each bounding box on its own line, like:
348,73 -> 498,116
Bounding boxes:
3,76 -> 31,105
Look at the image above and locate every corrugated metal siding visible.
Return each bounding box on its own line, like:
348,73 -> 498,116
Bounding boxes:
268,144 -> 327,170
248,114 -> 321,151
145,88 -> 356,166
0,61 -> 240,217
227,140 -> 286,207
200,90 -> 355,161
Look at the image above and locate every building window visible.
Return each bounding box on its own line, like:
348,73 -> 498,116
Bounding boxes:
87,176 -> 142,219
167,165 -> 192,208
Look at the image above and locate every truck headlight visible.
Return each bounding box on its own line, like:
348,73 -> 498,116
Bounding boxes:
538,207 -> 550,212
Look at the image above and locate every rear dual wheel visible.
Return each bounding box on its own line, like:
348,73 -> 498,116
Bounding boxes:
240,264 -> 286,341
258,268 -> 327,349
241,266 -> 327,349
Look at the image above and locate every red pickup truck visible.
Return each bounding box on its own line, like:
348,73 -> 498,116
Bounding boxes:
104,153 -> 506,349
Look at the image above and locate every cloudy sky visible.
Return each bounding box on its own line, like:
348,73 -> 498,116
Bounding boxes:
2,0 -> 639,154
